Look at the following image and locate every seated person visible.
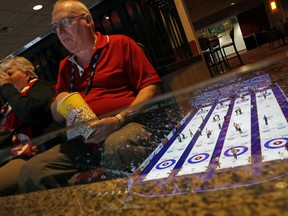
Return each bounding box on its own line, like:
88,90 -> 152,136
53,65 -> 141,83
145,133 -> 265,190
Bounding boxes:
0,56 -> 57,196
17,0 -> 163,192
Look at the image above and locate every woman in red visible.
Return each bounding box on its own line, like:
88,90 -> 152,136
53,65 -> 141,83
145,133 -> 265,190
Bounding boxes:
0,56 -> 55,196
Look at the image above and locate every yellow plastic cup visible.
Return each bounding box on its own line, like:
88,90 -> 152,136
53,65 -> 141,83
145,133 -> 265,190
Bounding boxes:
56,92 -> 97,139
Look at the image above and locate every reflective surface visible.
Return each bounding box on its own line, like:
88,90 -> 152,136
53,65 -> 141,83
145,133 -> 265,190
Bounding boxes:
1,45 -> 288,215
129,71 -> 288,197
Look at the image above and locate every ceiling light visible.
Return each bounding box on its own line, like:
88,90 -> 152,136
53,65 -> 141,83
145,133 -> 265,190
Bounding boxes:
33,5 -> 43,11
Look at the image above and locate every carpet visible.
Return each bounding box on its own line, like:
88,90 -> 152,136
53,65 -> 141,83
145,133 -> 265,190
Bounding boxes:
228,42 -> 288,68
226,42 -> 288,97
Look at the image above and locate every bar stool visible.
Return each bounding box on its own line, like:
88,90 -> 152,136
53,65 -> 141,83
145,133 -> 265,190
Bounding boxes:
198,37 -> 219,76
209,36 -> 230,70
221,27 -> 244,66
198,37 -> 229,76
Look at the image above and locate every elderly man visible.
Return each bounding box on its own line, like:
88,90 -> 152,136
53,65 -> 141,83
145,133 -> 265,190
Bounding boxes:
18,0 -> 162,192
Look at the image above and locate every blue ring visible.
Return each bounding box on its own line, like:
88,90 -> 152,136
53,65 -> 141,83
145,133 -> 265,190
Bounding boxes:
156,159 -> 176,170
264,138 -> 288,149
224,146 -> 248,157
188,153 -> 209,164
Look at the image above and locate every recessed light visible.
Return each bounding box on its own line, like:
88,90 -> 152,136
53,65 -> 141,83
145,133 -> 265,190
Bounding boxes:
231,2 -> 235,6
33,5 -> 43,11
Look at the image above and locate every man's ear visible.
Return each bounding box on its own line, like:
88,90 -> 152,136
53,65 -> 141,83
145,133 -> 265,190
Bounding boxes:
85,15 -> 92,24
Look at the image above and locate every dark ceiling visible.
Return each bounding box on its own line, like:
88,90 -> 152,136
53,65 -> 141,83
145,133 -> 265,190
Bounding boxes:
0,0 -> 97,60
0,0 -> 266,60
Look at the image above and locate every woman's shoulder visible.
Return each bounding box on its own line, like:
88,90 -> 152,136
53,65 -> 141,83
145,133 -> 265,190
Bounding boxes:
33,78 -> 53,88
30,79 -> 54,96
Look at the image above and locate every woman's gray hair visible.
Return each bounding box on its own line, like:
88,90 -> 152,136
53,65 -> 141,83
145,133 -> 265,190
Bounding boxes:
0,56 -> 38,79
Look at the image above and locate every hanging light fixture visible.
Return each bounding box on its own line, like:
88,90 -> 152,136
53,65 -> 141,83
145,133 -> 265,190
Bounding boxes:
270,1 -> 277,11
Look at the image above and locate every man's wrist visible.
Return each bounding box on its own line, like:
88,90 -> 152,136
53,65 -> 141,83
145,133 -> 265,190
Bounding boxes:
115,114 -> 126,127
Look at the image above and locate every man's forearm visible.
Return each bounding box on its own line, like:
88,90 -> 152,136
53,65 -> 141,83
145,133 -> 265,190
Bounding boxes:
116,84 -> 161,123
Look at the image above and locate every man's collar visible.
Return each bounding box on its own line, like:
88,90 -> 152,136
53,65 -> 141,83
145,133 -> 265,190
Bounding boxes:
67,32 -> 109,71
94,32 -> 109,51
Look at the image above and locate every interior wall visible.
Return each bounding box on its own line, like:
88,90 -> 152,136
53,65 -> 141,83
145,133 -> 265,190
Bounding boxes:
218,22 -> 246,55
186,0 -> 265,31
237,3 -> 271,36
266,0 -> 287,27
281,0 -> 288,18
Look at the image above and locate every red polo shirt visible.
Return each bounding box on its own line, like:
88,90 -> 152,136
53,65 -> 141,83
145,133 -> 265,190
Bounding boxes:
55,32 -> 161,116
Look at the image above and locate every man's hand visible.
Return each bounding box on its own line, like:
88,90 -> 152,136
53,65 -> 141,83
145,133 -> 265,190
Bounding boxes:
50,92 -> 70,123
85,116 -> 121,144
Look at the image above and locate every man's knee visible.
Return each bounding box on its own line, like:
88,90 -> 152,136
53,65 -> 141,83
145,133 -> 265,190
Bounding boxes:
104,123 -> 151,149
18,144 -> 63,191
18,157 -> 43,186
102,123 -> 152,170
